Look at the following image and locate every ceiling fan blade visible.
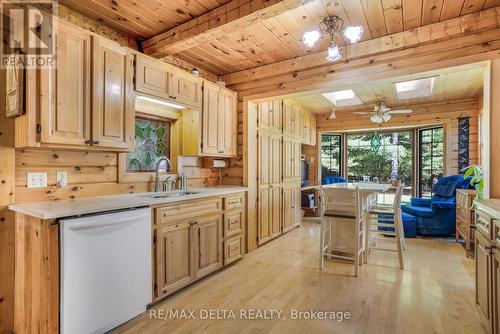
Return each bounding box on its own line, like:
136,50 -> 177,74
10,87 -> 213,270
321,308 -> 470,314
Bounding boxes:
354,112 -> 371,115
380,106 -> 391,112
388,109 -> 413,114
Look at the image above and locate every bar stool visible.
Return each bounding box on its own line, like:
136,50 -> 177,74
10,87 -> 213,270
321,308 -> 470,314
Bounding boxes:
319,187 -> 364,277
365,183 -> 405,269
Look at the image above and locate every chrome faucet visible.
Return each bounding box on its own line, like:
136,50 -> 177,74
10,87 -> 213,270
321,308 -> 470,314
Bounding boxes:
154,157 -> 173,192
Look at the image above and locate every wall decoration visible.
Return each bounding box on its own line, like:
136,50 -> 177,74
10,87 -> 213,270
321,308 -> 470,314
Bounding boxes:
5,51 -> 25,118
458,117 -> 470,173
126,118 -> 170,173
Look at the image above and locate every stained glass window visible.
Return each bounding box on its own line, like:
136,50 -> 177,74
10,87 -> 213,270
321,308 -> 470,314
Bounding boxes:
126,117 -> 171,173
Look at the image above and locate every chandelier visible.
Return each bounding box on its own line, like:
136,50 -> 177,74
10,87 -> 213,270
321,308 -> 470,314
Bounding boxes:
303,15 -> 363,62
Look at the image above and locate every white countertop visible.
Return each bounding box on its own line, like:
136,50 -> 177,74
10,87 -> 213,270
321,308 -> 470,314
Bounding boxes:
9,186 -> 247,220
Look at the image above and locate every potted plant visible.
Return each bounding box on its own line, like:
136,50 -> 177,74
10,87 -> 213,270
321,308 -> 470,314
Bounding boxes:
464,165 -> 484,207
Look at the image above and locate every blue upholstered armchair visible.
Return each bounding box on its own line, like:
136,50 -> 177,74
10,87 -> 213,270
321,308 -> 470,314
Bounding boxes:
401,175 -> 473,235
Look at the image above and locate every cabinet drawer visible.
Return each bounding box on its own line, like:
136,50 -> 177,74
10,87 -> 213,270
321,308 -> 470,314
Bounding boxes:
476,208 -> 494,240
224,211 -> 243,238
224,194 -> 244,210
156,198 -> 221,225
224,235 -> 243,265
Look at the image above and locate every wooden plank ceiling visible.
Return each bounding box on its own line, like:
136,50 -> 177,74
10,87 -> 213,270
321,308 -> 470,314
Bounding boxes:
58,0 -> 231,38
288,64 -> 484,113
61,0 -> 500,75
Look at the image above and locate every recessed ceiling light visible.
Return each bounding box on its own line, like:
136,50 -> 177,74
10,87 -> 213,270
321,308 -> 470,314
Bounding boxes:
322,89 -> 362,107
394,77 -> 437,99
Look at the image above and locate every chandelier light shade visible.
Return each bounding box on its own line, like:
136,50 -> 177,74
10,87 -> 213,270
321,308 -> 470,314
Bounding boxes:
326,41 -> 341,62
303,30 -> 321,48
302,15 -> 364,62
343,25 -> 364,43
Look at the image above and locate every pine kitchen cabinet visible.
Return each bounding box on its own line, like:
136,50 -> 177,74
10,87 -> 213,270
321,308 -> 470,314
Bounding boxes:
475,200 -> 500,334
180,80 -> 238,157
153,192 -> 245,300
12,19 -> 135,151
134,53 -> 202,109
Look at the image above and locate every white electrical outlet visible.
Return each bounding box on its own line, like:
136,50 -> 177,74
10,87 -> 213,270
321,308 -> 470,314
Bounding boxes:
27,172 -> 48,188
57,171 -> 68,187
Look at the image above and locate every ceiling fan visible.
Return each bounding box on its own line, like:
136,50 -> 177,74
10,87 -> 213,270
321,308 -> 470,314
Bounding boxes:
354,100 -> 412,124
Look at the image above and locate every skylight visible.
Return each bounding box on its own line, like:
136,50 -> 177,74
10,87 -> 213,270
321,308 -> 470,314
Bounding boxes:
394,77 -> 437,99
322,89 -> 362,107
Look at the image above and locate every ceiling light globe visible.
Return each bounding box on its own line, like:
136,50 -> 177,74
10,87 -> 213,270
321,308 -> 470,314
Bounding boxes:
303,30 -> 321,48
371,114 -> 383,124
343,26 -> 363,43
326,44 -> 341,62
382,114 -> 392,122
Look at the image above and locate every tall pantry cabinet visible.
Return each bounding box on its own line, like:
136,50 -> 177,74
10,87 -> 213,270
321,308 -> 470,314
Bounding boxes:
257,100 -> 301,246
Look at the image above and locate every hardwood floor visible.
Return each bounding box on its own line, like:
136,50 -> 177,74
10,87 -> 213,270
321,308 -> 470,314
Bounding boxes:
114,221 -> 487,334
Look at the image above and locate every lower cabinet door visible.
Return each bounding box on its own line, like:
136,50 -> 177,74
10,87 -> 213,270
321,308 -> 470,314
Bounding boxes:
270,187 -> 282,239
194,214 -> 222,278
293,186 -> 302,227
282,187 -> 294,233
258,187 -> 271,245
493,250 -> 500,334
476,232 -> 493,331
155,222 -> 194,298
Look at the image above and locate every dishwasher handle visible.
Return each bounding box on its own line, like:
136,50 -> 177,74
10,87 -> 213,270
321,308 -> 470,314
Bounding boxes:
65,210 -> 150,231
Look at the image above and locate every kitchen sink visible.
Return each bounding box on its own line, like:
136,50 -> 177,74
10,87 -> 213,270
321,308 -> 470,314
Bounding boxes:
138,191 -> 200,199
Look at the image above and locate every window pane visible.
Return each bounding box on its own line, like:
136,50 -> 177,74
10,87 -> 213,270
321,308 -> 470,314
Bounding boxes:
321,134 -> 342,180
346,131 -> 413,198
126,117 -> 171,173
418,127 -> 444,197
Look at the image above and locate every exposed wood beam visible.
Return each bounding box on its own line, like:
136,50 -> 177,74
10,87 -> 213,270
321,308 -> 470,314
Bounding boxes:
221,6 -> 500,86
143,0 -> 307,57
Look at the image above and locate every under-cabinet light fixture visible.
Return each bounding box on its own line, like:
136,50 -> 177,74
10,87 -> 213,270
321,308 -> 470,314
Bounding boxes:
136,95 -> 186,110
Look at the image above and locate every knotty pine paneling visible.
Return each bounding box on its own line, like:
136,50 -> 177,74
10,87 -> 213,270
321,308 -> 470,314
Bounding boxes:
221,101 -> 244,186
14,150 -> 221,203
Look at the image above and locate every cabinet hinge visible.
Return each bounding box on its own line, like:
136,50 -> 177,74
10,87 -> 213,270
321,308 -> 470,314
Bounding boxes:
153,284 -> 157,291
132,76 -> 136,85
132,59 -> 136,67
153,235 -> 157,244
200,143 -> 204,150
201,85 -> 204,92
36,124 -> 42,134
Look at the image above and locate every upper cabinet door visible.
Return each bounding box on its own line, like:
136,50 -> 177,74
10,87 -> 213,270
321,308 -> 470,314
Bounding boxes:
202,81 -> 220,155
92,37 -> 135,150
309,115 -> 317,146
219,88 -> 237,155
135,54 -> 171,99
39,21 -> 91,146
170,69 -> 202,108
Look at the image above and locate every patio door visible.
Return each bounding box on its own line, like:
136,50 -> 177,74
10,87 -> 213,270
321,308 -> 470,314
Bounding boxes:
417,127 -> 444,198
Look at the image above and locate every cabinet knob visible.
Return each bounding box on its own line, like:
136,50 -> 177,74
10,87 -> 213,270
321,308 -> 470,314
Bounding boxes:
93,140 -> 100,145
84,139 -> 91,145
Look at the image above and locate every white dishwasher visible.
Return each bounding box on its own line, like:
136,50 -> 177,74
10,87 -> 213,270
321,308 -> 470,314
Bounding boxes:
60,208 -> 152,334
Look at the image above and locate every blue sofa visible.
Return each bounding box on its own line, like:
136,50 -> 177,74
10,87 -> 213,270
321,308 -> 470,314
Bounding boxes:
322,176 -> 347,185
401,175 -> 473,236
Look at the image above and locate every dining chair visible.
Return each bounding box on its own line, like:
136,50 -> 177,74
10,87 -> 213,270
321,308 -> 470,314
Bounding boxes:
365,182 -> 405,269
319,187 -> 364,277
